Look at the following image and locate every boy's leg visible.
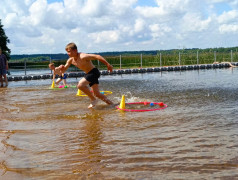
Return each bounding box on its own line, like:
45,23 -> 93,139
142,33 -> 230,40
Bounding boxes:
56,78 -> 62,85
91,84 -> 113,105
3,74 -> 8,86
77,78 -> 95,99
63,79 -> 66,86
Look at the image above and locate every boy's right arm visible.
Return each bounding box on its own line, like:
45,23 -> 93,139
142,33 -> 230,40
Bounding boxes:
52,70 -> 56,81
59,58 -> 72,73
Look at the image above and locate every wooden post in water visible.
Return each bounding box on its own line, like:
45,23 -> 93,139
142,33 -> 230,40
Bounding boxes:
97,60 -> 100,69
214,51 -> 216,62
231,50 -> 233,62
24,59 -> 27,75
140,54 -> 143,68
179,52 -> 181,65
197,51 -> 199,65
160,53 -> 162,67
120,55 -> 122,69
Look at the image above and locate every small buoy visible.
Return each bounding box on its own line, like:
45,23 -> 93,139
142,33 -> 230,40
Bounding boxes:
64,86 -> 68,88
100,91 -> 105,94
59,85 -> 64,88
144,102 -> 148,105
150,102 -> 154,106
158,102 -> 164,107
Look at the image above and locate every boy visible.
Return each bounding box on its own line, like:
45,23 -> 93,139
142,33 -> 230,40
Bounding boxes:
0,47 -> 8,87
49,63 -> 67,87
60,42 -> 113,108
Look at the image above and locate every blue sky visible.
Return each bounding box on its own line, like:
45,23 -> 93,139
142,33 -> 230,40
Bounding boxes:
46,0 -> 231,14
214,2 -> 232,15
1,0 -> 238,54
137,0 -> 157,6
47,0 -> 61,3
46,0 -> 158,6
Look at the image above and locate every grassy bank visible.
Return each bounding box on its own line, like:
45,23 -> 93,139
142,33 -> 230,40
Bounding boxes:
9,48 -> 238,70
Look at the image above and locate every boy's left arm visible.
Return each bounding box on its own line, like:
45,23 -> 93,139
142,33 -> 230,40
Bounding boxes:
89,54 -> 113,73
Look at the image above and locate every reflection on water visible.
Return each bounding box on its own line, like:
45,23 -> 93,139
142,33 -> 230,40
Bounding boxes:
0,68 -> 238,179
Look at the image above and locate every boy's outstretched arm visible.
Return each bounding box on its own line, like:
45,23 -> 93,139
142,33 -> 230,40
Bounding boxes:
52,70 -> 56,81
59,58 -> 72,73
86,54 -> 113,73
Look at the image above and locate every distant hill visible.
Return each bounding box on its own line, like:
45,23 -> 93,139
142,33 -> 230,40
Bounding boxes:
10,47 -> 238,62
10,53 -> 69,61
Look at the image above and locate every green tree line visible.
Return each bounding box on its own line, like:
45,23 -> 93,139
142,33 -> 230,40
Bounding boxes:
8,47 -> 238,70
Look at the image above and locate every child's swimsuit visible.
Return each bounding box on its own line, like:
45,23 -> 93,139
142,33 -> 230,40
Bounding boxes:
84,68 -> 101,87
60,73 -> 67,79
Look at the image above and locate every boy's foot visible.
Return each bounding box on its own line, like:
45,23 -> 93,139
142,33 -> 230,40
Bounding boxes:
88,99 -> 98,109
102,97 -> 114,105
112,103 -> 119,106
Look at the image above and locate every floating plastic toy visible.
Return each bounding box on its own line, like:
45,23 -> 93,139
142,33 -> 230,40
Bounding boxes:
49,81 -> 77,89
49,85 -> 70,89
50,86 -> 67,90
76,89 -> 113,96
116,95 -> 167,112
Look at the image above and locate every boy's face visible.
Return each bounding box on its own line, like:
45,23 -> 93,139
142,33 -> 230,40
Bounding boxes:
49,65 -> 55,70
66,48 -> 77,57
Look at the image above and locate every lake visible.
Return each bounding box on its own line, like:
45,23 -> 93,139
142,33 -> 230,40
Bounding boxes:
0,68 -> 238,179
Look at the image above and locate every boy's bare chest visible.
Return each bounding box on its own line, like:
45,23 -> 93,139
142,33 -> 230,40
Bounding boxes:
54,69 -> 61,75
72,58 -> 87,68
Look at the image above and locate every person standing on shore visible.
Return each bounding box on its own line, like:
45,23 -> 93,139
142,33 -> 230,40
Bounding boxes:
0,47 -> 8,87
60,42 -> 114,108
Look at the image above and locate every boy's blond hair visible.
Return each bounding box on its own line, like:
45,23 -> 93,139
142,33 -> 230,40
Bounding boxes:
49,63 -> 55,68
65,42 -> 77,51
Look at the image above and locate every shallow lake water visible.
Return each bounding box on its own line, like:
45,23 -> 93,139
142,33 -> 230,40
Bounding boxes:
0,68 -> 238,179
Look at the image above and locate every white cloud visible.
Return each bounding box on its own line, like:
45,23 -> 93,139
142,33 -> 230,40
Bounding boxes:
217,10 -> 238,23
28,0 -> 47,25
135,6 -> 165,18
0,0 -> 238,54
134,19 -> 145,33
219,24 -> 238,33
181,13 -> 212,32
89,30 -> 120,44
149,24 -> 172,39
4,13 -> 18,28
81,0 -> 106,17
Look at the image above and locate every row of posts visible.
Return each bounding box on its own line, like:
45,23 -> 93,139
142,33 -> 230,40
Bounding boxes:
115,50 -> 235,68
23,50 -> 235,75
176,50 -> 234,66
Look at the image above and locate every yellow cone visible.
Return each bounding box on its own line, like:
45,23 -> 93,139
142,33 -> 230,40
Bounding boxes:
76,89 -> 82,96
51,81 -> 55,88
119,95 -> 125,109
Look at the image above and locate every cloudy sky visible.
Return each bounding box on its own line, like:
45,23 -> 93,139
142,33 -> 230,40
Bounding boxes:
1,0 -> 238,55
